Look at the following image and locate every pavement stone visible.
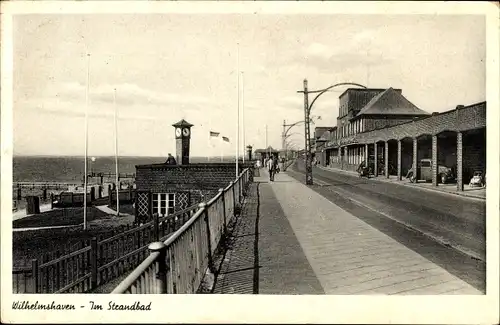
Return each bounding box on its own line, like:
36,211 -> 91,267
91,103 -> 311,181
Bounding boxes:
263,169 -> 482,295
212,172 -> 323,295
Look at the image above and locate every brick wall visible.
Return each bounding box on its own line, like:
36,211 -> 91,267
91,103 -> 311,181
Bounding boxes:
136,162 -> 254,208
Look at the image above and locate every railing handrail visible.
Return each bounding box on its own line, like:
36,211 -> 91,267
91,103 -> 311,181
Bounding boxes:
164,208 -> 205,247
110,249 -> 161,293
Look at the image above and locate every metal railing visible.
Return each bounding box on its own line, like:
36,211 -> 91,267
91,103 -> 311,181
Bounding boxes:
112,168 -> 251,294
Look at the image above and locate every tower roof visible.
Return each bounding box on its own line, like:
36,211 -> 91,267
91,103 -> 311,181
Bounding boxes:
172,119 -> 194,128
356,88 -> 430,116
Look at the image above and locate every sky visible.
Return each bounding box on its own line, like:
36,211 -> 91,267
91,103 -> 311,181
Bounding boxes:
12,13 -> 486,157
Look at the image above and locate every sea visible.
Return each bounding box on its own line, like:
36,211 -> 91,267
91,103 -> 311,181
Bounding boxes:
13,156 -> 237,183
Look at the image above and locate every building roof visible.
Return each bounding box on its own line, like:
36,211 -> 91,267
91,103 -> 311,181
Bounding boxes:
172,119 -> 194,128
355,88 -> 429,117
255,146 -> 279,153
338,87 -> 396,99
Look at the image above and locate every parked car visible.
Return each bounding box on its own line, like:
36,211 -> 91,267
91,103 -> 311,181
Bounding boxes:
469,170 -> 485,187
406,158 -> 455,184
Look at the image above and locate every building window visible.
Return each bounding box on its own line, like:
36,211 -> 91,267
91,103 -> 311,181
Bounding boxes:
153,193 -> 175,216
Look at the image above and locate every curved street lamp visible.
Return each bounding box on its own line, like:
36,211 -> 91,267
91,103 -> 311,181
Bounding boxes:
282,116 -> 320,169
298,80 -> 367,185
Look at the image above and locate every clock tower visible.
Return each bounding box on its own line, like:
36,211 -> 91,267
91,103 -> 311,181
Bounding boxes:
172,119 -> 194,165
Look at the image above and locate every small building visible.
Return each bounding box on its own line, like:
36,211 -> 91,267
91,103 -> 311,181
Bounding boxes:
254,146 -> 279,164
134,119 -> 253,223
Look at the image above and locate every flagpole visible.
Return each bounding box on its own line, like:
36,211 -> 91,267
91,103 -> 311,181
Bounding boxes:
83,53 -> 90,230
114,88 -> 120,217
242,71 -> 245,163
236,42 -> 240,177
208,133 -> 211,163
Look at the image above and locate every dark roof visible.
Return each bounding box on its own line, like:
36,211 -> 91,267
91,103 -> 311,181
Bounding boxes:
255,146 -> 279,153
338,87 -> 399,99
172,119 -> 194,128
356,88 -> 430,117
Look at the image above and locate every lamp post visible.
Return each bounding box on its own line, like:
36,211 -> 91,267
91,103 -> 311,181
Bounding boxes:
298,79 -> 367,185
282,116 -> 320,170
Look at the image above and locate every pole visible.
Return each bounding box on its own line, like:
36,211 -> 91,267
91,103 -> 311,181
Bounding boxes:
220,137 -> 223,162
83,53 -> 90,230
208,133 -> 211,163
265,124 -> 268,158
114,88 -> 120,217
242,71 -> 245,163
303,79 -> 313,185
236,42 -> 240,178
282,120 -> 286,150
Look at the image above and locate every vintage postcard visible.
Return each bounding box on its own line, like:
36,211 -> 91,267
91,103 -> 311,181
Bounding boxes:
1,1 -> 499,324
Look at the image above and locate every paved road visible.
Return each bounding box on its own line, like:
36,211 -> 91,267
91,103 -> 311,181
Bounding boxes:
289,159 -> 486,292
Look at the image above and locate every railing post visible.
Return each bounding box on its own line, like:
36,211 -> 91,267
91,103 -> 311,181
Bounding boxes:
218,188 -> 227,235
50,193 -> 53,209
199,202 -> 214,273
238,177 -> 242,200
31,259 -> 38,293
231,180 -> 237,210
148,242 -> 167,294
90,237 -> 98,289
153,213 -> 159,241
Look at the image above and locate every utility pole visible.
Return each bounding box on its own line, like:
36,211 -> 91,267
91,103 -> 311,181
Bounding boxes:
302,79 -> 313,185
282,120 -> 287,163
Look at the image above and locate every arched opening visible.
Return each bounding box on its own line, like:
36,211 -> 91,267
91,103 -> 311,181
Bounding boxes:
462,127 -> 486,185
437,130 -> 458,185
400,137 -> 413,177
386,139 -> 398,176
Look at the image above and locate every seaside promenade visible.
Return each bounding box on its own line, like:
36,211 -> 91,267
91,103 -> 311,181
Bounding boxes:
213,167 -> 482,295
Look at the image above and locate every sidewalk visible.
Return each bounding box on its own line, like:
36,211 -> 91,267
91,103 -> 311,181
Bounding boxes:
318,165 -> 486,200
213,169 -> 482,295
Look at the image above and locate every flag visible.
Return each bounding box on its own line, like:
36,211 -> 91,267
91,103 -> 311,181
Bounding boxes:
210,131 -> 220,137
222,136 -> 230,142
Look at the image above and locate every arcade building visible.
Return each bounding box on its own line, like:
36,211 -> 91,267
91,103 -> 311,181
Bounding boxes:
314,87 -> 486,192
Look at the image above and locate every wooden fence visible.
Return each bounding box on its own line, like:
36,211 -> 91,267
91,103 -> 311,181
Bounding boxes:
112,168 -> 251,294
12,205 -> 198,294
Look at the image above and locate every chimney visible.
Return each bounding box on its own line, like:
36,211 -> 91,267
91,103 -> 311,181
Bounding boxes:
456,105 -> 465,110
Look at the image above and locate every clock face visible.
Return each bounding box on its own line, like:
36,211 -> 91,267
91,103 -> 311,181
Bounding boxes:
175,128 -> 182,137
182,128 -> 190,137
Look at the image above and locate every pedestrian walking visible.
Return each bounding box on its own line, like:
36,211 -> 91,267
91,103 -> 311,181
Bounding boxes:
266,156 -> 276,182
